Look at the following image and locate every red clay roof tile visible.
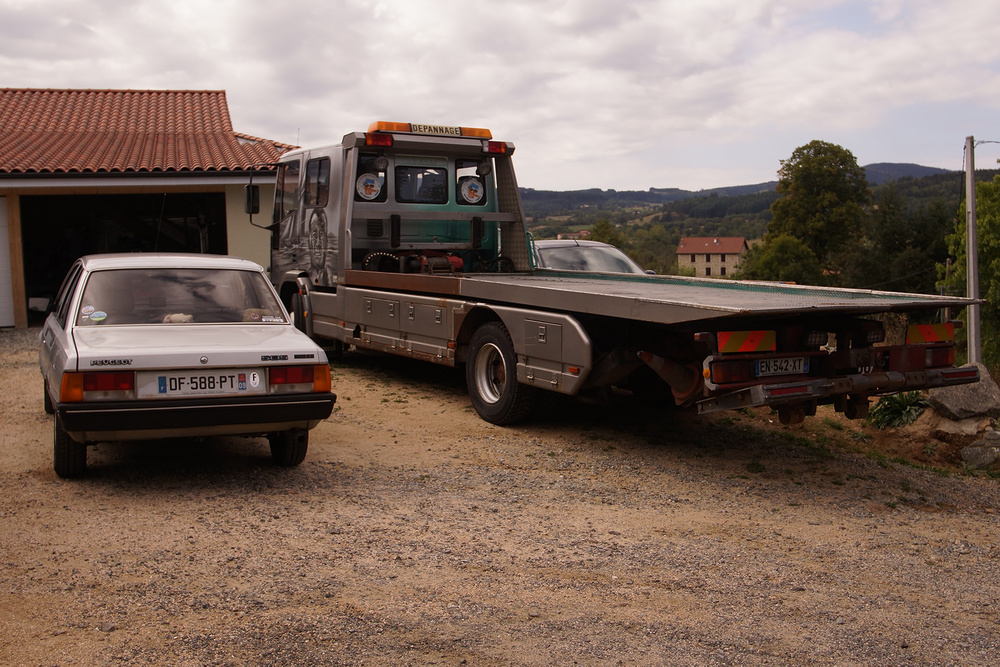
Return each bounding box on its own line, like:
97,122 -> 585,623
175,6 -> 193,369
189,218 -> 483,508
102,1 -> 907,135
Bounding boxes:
676,237 -> 749,255
0,88 -> 296,174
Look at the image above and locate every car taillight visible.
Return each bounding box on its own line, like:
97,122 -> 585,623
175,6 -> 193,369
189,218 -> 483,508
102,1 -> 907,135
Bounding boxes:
61,371 -> 135,402
269,365 -> 331,393
709,359 -> 752,384
925,345 -> 955,369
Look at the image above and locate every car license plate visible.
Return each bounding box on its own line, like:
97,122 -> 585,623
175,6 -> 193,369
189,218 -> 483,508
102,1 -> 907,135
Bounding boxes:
136,369 -> 267,398
756,357 -> 808,377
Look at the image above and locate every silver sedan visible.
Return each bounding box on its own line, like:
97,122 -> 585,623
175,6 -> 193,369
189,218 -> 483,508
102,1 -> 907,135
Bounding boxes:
532,239 -> 649,274
39,253 -> 337,478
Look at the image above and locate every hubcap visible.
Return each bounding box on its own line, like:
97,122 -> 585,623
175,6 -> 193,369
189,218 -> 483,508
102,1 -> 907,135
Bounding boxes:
474,342 -> 506,404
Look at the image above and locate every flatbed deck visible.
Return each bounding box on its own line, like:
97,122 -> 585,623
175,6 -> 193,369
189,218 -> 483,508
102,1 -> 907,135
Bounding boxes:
344,270 -> 969,325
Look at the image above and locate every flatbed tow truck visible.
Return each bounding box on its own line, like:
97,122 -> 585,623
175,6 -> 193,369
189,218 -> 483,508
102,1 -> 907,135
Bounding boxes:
246,121 -> 979,425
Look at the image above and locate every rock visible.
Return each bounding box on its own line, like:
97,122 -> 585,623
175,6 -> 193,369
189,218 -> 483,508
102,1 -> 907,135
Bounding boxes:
932,416 -> 988,439
960,431 -> 1000,469
928,363 -> 1000,420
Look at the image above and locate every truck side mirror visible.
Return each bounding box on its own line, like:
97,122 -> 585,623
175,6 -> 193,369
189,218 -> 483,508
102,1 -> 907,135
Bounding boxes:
244,185 -> 260,215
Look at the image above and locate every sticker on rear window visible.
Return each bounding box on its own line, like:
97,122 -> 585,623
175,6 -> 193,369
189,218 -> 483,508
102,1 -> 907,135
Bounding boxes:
356,173 -> 382,200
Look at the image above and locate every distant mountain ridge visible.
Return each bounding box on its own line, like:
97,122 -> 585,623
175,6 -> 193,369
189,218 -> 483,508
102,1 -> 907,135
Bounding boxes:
520,163 -> 955,212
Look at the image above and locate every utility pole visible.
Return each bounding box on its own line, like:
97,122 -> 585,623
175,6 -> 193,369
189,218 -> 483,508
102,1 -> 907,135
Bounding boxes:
966,135 -> 981,364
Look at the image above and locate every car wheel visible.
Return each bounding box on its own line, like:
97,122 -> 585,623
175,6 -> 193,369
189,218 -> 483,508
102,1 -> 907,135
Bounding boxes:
268,428 -> 308,466
43,380 -> 54,415
466,321 -> 538,425
53,413 -> 86,479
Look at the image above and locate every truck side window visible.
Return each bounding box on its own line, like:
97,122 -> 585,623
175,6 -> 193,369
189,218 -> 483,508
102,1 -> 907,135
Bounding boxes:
273,160 -> 301,225
396,166 -> 448,204
304,158 -> 330,208
456,158 -> 488,206
354,153 -> 388,202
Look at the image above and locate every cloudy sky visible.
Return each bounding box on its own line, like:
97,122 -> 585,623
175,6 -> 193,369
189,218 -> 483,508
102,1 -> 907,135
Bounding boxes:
2,0 -> 999,191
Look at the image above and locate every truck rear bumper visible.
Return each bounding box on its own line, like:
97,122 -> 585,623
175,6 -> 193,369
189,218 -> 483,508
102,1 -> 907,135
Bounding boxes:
695,366 -> 980,415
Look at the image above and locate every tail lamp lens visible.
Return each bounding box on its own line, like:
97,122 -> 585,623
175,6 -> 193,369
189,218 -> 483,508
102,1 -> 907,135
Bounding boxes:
925,346 -> 955,369
269,365 -> 331,393
61,371 -> 135,402
710,360 -> 752,384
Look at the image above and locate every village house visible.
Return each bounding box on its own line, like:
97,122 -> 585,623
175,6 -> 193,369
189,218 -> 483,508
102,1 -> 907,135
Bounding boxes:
676,236 -> 749,277
0,88 -> 293,328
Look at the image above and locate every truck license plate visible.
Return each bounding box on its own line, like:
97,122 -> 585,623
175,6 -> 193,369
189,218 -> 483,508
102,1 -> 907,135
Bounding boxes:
756,357 -> 808,377
136,369 -> 266,398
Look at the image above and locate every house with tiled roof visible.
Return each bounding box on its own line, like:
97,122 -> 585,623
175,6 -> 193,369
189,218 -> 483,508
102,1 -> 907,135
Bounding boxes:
676,237 -> 749,278
0,88 -> 294,328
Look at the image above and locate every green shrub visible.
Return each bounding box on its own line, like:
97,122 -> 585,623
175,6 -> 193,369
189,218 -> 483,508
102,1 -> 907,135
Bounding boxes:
867,391 -> 929,430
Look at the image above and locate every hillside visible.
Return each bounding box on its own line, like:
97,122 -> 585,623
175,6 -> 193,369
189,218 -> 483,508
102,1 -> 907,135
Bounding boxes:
520,162 -> 954,220
522,164 -> 998,279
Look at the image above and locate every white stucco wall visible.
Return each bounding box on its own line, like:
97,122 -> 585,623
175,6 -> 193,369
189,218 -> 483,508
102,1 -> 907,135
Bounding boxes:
224,184 -> 275,271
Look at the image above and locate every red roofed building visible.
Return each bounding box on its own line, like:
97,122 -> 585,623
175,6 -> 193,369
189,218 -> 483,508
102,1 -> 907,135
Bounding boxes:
676,237 -> 749,278
0,88 -> 294,328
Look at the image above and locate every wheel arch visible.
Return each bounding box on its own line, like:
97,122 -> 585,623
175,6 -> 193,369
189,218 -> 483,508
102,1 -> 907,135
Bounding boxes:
455,306 -> 503,364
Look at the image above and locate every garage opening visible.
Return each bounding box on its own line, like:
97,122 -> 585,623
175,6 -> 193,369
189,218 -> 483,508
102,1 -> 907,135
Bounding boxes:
21,192 -> 227,318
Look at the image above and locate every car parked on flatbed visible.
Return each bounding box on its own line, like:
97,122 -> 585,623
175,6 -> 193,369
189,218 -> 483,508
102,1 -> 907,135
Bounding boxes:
532,239 -> 649,275
39,253 -> 337,478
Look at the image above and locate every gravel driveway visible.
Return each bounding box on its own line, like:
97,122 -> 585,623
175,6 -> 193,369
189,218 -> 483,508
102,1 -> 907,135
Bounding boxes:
2,326 -> 998,665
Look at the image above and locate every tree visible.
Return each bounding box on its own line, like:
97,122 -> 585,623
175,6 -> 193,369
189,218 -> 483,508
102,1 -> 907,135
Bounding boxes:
735,234 -> 824,285
769,140 -> 872,267
940,174 -> 1000,370
589,219 -> 627,248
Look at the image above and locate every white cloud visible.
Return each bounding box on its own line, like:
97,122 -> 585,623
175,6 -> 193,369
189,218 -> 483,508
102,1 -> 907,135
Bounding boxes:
2,0 -> 1000,190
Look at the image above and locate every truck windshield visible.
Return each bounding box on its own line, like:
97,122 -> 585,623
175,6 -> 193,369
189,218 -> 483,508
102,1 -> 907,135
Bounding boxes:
396,166 -> 448,204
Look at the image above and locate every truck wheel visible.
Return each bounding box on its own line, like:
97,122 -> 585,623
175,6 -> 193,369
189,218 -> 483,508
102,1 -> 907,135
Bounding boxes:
466,321 -> 538,425
291,292 -> 307,334
269,428 -> 309,466
43,380 -> 54,415
53,413 -> 86,479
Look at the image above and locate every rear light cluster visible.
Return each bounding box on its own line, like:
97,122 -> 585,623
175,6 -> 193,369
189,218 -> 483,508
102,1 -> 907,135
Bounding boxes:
707,359 -> 752,384
269,365 -> 332,394
59,364 -> 332,402
61,371 -> 135,402
925,345 -> 955,369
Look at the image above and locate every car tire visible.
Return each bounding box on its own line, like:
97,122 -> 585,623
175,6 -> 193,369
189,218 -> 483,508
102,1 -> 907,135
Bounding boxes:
269,428 -> 309,466
43,380 -> 54,415
53,413 -> 86,479
466,321 -> 538,425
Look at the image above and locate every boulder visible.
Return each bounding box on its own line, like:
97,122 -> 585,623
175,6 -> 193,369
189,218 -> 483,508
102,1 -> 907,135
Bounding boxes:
960,431 -> 1000,469
928,363 -> 1000,421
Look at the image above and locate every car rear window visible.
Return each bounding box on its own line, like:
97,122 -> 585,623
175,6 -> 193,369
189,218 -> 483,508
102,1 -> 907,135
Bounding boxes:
539,247 -> 644,274
75,268 -> 286,326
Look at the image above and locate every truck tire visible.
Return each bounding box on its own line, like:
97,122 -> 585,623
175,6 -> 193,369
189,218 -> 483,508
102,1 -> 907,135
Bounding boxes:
53,413 -> 87,479
291,291 -> 307,334
466,321 -> 538,425
269,428 -> 309,466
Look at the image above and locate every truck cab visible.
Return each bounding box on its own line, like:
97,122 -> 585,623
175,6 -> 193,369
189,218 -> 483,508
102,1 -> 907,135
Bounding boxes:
265,121 -> 531,310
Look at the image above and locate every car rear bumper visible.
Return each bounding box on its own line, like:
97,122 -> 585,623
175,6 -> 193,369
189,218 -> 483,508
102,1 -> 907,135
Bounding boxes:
57,392 -> 337,442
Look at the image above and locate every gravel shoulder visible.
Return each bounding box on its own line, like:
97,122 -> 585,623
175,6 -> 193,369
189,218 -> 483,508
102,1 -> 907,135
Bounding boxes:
2,326 -> 999,665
